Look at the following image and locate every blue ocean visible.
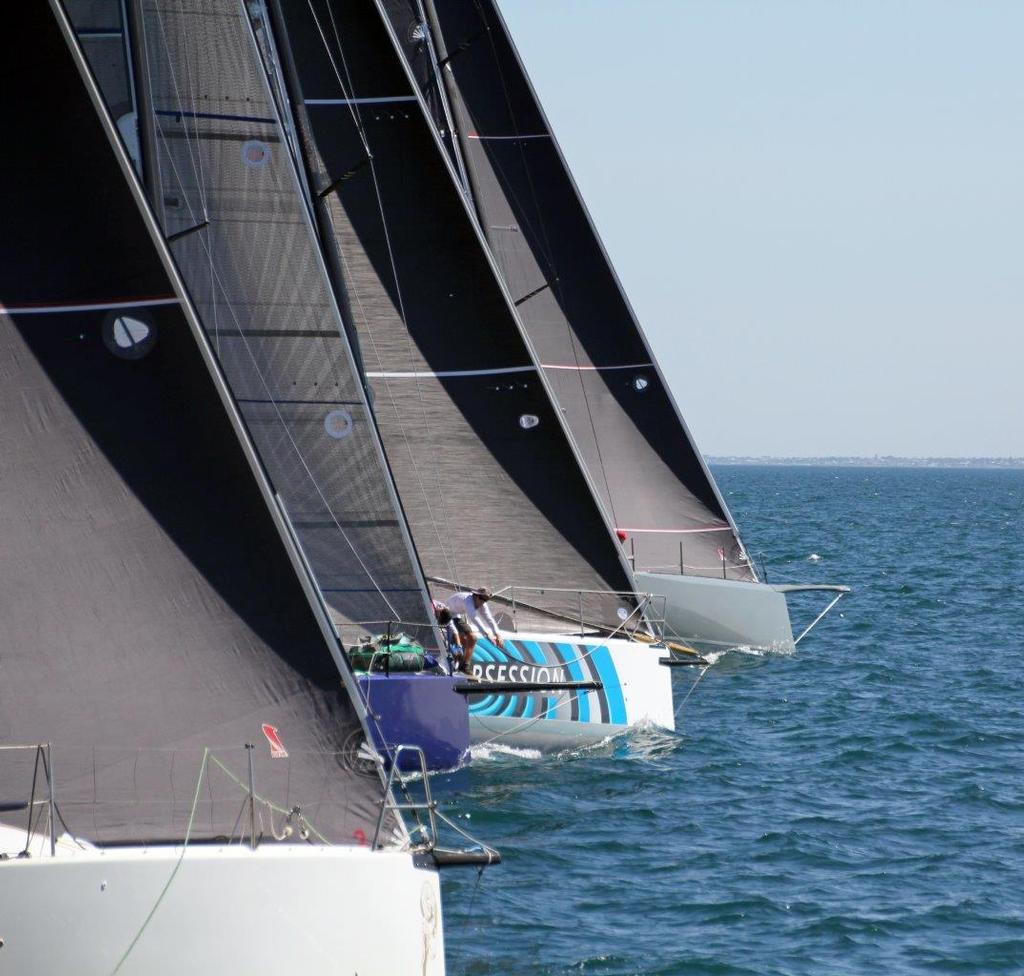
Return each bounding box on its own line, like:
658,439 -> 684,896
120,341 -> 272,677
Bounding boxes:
438,465 -> 1024,975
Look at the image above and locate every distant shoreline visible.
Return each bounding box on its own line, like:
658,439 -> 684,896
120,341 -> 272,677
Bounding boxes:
708,456 -> 1024,469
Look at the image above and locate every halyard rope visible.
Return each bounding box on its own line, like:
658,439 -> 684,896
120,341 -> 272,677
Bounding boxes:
111,748 -> 209,975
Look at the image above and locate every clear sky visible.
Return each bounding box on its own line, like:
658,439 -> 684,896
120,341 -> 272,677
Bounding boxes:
500,1 -> 1023,456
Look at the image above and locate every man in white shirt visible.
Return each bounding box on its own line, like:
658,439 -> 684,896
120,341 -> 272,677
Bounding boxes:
445,587 -> 504,673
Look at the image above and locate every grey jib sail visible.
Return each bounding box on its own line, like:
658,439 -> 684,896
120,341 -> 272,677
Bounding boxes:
267,0 -> 637,629
120,0 -> 436,645
0,2 -> 387,846
378,0 -> 756,583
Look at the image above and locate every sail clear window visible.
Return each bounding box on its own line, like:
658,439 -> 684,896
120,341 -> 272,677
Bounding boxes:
241,140 -> 271,168
324,409 -> 353,439
325,407 -> 354,438
102,312 -> 156,360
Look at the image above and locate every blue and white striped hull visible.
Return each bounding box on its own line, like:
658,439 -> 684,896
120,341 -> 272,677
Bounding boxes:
465,632 -> 674,750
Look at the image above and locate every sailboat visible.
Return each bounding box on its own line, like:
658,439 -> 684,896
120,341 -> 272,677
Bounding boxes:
0,4 -> 493,971
262,0 -> 680,748
58,0 -> 810,765
373,0 -> 850,656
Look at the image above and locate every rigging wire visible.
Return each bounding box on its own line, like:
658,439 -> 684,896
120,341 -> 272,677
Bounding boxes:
150,2 -> 207,218
675,664 -> 712,721
141,3 -> 406,622
306,0 -> 462,588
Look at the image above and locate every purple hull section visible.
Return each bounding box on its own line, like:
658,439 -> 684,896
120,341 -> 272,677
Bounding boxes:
358,674 -> 469,771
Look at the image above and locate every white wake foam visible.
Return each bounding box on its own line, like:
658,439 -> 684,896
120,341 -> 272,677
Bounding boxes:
469,742 -> 543,763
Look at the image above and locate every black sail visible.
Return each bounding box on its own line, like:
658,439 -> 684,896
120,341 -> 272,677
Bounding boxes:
0,3 -> 388,845
124,0 -> 435,645
267,0 -> 636,628
63,1 -> 143,174
380,0 -> 756,583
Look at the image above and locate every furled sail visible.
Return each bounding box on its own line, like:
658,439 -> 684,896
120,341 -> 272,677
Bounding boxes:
121,0 -> 436,645
266,0 -> 637,629
0,2 -> 387,845
378,0 -> 757,583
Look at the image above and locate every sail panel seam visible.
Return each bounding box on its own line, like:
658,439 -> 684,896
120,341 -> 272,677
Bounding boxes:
363,362 -> 653,379
544,362 -> 653,372
305,95 -> 416,105
365,365 -> 534,379
616,526 -> 733,534
467,132 -> 549,141
0,297 -> 178,314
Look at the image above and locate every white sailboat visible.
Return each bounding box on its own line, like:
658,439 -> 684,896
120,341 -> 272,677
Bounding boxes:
0,4 -> 497,971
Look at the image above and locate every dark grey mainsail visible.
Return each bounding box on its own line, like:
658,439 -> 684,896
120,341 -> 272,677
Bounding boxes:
123,0 -> 436,645
378,0 -> 757,583
265,0 -> 637,628
0,1 -> 386,845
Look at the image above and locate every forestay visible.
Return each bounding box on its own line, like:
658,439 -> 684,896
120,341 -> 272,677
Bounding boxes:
267,0 -> 636,629
378,0 -> 756,583
0,1 -> 388,846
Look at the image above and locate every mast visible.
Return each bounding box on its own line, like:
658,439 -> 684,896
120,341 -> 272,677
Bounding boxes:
255,0 -> 370,385
124,0 -> 159,190
369,0 -> 644,595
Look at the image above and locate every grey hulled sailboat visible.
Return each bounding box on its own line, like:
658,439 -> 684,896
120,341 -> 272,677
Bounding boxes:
374,0 -> 849,654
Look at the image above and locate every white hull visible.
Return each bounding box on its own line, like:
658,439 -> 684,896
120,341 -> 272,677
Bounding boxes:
0,837 -> 444,975
470,714 -> 632,750
467,631 -> 674,750
636,572 -> 795,654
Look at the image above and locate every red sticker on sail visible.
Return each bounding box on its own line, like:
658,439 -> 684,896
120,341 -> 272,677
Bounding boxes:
262,723 -> 288,758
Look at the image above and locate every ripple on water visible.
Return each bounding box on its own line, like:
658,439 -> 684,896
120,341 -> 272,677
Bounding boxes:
440,468 -> 1024,975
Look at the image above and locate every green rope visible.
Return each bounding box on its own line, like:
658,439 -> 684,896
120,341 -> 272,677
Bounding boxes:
207,753 -> 331,843
110,748 -> 209,975
206,753 -> 330,845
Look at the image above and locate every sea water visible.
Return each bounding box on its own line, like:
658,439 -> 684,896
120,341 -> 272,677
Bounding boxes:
438,465 -> 1024,975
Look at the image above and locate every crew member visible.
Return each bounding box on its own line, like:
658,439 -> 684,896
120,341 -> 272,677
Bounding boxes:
431,599 -> 463,674
445,587 -> 503,674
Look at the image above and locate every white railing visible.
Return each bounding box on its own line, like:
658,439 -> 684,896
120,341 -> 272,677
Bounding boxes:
0,742 -> 497,867
492,586 -> 668,641
0,744 -> 56,858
